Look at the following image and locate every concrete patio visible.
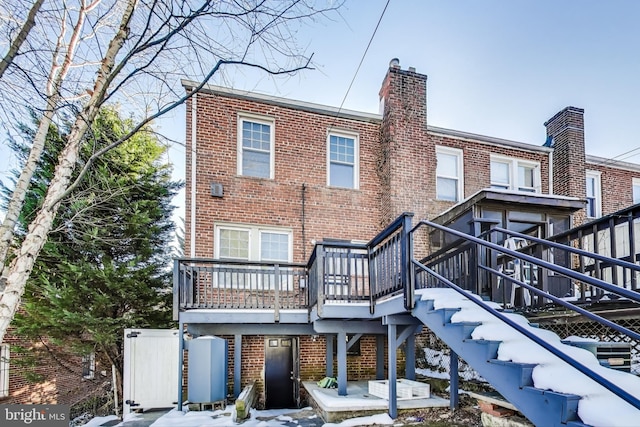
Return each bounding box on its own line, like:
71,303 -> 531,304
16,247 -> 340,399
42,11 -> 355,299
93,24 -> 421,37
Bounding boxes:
303,380 -> 449,422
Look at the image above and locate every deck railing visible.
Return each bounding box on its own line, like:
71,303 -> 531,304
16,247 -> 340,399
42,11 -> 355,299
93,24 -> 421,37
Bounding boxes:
545,204 -> 640,302
368,213 -> 414,310
175,214 -> 416,317
307,242 -> 370,309
173,258 -> 308,319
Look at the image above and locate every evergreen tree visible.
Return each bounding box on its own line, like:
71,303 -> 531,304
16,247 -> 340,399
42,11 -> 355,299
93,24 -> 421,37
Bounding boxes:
4,106 -> 180,395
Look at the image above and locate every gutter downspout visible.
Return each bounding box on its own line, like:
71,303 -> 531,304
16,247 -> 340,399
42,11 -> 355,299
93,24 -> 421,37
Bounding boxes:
549,149 -> 554,195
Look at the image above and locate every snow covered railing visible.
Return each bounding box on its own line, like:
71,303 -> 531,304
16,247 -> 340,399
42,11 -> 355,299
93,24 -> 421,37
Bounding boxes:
409,219 -> 640,412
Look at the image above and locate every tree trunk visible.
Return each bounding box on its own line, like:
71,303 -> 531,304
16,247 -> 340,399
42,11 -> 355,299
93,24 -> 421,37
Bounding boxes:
0,0 -> 96,283
0,0 -> 138,345
0,0 -> 44,79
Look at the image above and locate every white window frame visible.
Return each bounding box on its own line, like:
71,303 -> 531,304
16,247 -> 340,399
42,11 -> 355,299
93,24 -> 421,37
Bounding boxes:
633,178 -> 640,205
82,352 -> 95,379
327,130 -> 359,189
237,113 -> 275,179
435,146 -> 464,202
215,223 -> 293,290
490,155 -> 541,193
0,344 -> 8,397
586,170 -> 602,219
215,223 -> 293,263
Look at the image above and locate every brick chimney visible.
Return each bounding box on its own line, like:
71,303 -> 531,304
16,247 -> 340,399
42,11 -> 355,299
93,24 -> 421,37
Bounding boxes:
544,107 -> 586,199
378,59 -> 432,225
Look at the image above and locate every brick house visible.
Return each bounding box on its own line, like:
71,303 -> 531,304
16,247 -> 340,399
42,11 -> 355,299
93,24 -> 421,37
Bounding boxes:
1,328 -> 103,407
176,60 -> 640,410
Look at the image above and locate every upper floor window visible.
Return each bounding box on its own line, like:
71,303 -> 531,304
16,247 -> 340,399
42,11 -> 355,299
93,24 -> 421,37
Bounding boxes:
238,114 -> 274,179
586,171 -> 602,218
490,156 -> 540,193
436,146 -> 463,202
328,131 -> 359,189
215,223 -> 292,262
633,178 -> 640,204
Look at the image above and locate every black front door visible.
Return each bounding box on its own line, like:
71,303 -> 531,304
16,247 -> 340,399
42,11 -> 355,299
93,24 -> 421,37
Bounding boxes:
265,337 -> 294,408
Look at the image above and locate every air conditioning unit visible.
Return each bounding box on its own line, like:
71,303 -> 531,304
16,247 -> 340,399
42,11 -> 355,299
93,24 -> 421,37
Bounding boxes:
561,340 -> 632,373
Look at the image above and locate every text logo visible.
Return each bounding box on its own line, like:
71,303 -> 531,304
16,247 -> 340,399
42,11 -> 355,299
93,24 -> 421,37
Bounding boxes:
1,405 -> 69,426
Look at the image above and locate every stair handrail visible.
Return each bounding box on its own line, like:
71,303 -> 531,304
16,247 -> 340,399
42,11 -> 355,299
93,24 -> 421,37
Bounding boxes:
412,219 -> 640,410
411,251 -> 640,410
492,226 -> 640,273
415,220 -> 640,304
483,265 -> 640,342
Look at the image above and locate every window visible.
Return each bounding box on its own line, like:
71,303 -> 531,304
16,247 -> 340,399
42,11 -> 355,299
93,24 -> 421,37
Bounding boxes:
586,171 -> 602,218
436,146 -> 463,202
215,224 -> 293,290
0,344 -> 8,397
328,131 -> 359,189
215,224 -> 292,262
633,178 -> 640,204
238,114 -> 274,179
82,352 -> 95,379
490,156 -> 540,193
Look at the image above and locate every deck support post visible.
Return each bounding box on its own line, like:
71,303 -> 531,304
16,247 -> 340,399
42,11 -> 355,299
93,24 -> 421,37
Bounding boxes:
388,323 -> 398,419
376,335 -> 385,379
325,334 -> 334,378
177,320 -> 185,411
337,331 -> 347,396
234,334 -> 242,397
405,333 -> 416,380
450,350 -> 459,409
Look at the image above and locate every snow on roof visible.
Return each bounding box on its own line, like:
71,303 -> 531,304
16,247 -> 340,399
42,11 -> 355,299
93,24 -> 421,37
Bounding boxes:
417,288 -> 640,427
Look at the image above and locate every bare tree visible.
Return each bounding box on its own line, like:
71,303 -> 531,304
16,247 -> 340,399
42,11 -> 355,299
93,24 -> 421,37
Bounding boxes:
0,0 -> 44,79
0,0 -> 342,343
0,0 -> 97,281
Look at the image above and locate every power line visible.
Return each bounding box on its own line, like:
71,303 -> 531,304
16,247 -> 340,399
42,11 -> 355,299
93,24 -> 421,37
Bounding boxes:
594,145 -> 640,167
329,0 -> 391,130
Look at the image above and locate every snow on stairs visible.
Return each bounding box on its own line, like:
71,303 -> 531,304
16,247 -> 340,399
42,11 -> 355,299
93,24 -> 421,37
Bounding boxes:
412,297 -> 586,427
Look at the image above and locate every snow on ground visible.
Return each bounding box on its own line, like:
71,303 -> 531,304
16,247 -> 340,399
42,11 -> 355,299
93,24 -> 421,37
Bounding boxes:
81,415 -> 120,426
417,347 -> 485,382
321,413 -> 395,426
417,288 -> 640,427
80,406 -> 401,427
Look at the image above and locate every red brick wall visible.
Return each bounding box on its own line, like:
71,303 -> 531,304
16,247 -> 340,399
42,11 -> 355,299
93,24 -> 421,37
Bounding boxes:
379,66 -> 433,223
3,331 -> 102,406
185,92 -> 382,261
587,162 -> 640,215
212,335 -> 398,408
545,106 -> 587,224
429,133 -> 551,208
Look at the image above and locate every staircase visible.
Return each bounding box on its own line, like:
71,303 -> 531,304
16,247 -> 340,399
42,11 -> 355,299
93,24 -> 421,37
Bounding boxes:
402,216 -> 640,427
411,286 -> 640,427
